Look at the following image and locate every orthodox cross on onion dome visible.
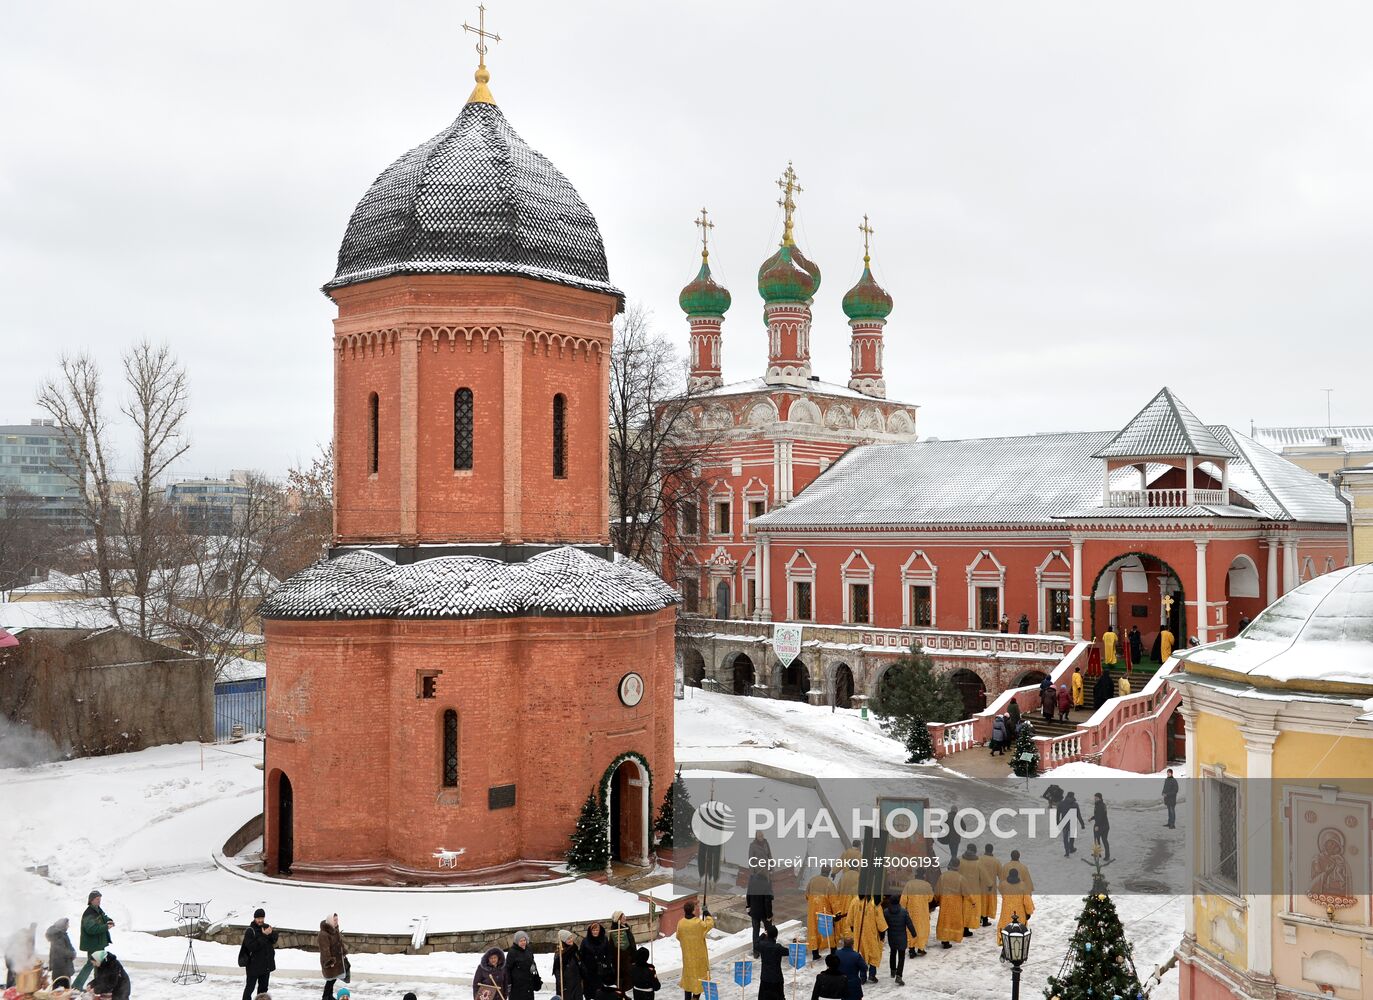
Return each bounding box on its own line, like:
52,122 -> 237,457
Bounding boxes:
776,161 -> 803,247
463,3 -> 503,104
694,207 -> 715,262
858,214 -> 875,265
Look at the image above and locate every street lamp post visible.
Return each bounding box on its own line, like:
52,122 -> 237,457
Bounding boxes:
1001,912 -> 1032,1000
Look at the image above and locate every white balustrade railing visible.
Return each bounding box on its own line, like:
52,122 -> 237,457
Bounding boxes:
1039,732 -> 1083,766
940,722 -> 976,755
1106,488 -> 1227,508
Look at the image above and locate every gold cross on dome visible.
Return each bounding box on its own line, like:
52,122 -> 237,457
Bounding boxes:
858,214 -> 875,265
776,161 -> 803,247
464,3 -> 501,63
694,207 -> 715,260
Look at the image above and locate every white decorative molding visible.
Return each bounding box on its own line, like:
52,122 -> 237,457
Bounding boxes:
901,550 -> 938,627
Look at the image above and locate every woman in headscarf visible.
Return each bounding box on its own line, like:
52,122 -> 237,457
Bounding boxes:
473,946 -> 508,1000
580,921 -> 613,1000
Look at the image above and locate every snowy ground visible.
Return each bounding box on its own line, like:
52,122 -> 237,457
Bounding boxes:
0,692 -> 1183,999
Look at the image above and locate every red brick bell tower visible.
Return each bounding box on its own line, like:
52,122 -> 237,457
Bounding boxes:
260,34 -> 677,885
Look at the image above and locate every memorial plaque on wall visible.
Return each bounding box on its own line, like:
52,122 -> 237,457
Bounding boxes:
1131,605 -> 1149,618
488,784 -> 517,810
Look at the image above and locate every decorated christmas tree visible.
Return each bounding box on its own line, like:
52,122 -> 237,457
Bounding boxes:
1044,849 -> 1142,1000
566,787 -> 610,873
655,768 -> 696,849
904,717 -> 934,763
1012,722 -> 1039,777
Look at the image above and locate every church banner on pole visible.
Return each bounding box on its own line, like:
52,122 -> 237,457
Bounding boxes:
772,624 -> 803,667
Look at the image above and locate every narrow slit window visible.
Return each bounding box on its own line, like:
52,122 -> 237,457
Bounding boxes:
454,388 -> 473,470
442,709 -> 458,788
552,393 -> 567,479
367,392 -> 379,475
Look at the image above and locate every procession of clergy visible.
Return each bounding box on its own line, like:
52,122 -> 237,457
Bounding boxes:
804,841 -> 1035,965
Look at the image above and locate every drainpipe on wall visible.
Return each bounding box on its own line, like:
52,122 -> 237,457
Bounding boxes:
1331,470 -> 1354,566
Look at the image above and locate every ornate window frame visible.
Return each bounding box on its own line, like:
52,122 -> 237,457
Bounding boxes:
901,550 -> 938,628
966,549 -> 1006,630
1034,550 -> 1072,633
842,550 -> 875,625
786,549 -> 816,622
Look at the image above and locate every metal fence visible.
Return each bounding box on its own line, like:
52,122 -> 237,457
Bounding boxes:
214,678 -> 265,740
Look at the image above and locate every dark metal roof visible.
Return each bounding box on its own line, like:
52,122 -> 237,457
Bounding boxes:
325,101 -> 622,301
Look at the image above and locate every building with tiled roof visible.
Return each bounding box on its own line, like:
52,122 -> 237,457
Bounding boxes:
259,34 -> 675,885
671,269 -> 1349,715
1250,423 -> 1373,480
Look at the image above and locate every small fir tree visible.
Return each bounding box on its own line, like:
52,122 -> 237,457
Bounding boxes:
1012,723 -> 1039,777
904,717 -> 935,763
872,642 -> 966,743
1044,851 -> 1142,1000
655,768 -> 696,849
566,787 -> 610,873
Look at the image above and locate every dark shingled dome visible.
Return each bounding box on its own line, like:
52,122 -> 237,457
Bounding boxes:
325,101 -> 622,301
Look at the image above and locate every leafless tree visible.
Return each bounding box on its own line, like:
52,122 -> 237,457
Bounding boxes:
37,342 -> 189,639
36,353 -> 119,601
272,440 -> 334,578
157,471 -> 285,680
608,303 -> 723,573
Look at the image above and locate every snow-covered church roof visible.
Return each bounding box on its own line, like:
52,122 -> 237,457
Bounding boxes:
325,101 -> 621,302
753,424 -> 1346,528
1180,564 -> 1373,690
259,547 -> 679,621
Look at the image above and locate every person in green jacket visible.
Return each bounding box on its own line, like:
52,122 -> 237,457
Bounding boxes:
73,889 -> 114,991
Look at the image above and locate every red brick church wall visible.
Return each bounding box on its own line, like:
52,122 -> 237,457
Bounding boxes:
264,606 -> 676,877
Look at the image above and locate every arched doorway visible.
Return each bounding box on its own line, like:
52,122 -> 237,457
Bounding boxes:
875,663 -> 903,709
714,580 -> 731,618
1225,555 -> 1261,636
1015,670 -> 1048,688
683,648 -> 706,687
950,669 -> 986,717
833,662 -> 854,708
731,653 -> 755,695
607,757 -> 649,866
780,661 -> 809,701
1090,552 -> 1187,664
1168,709 -> 1186,763
276,772 -> 294,875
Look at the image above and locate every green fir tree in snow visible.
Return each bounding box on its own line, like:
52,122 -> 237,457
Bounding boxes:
566,787 -> 610,873
904,717 -> 935,763
871,642 -> 965,746
655,768 -> 696,849
1044,851 -> 1142,1000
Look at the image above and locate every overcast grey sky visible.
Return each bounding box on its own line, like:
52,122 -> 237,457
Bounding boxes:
3,1 -> 1370,479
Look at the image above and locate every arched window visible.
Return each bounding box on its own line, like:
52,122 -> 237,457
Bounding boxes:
453,388 -> 473,470
367,392 -> 379,475
552,393 -> 567,479
441,709 -> 458,788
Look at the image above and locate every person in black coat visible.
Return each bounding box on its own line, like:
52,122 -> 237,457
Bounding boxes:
811,954 -> 847,1000
551,930 -> 584,1000
1162,768 -> 1180,829
580,921 -> 613,1000
1093,671 -> 1114,711
90,951 -> 131,1000
1007,698 -> 1021,731
1090,793 -> 1111,861
631,946 -> 660,1000
756,925 -> 787,1000
473,947 -> 508,1000
507,931 -> 540,1000
745,870 -> 774,956
880,896 -> 916,986
834,940 -> 865,1000
1058,792 -> 1084,857
1128,626 -> 1144,664
239,909 -> 278,1000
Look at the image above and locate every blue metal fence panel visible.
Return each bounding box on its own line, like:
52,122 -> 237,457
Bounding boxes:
214,678 -> 265,740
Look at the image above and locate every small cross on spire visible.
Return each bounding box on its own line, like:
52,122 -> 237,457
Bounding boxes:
694,207 -> 715,261
858,214 -> 875,265
463,3 -> 502,105
776,162 -> 803,247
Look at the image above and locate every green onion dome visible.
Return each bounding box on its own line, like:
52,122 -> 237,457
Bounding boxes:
841,264 -> 893,321
757,244 -> 821,305
678,256 -> 732,317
